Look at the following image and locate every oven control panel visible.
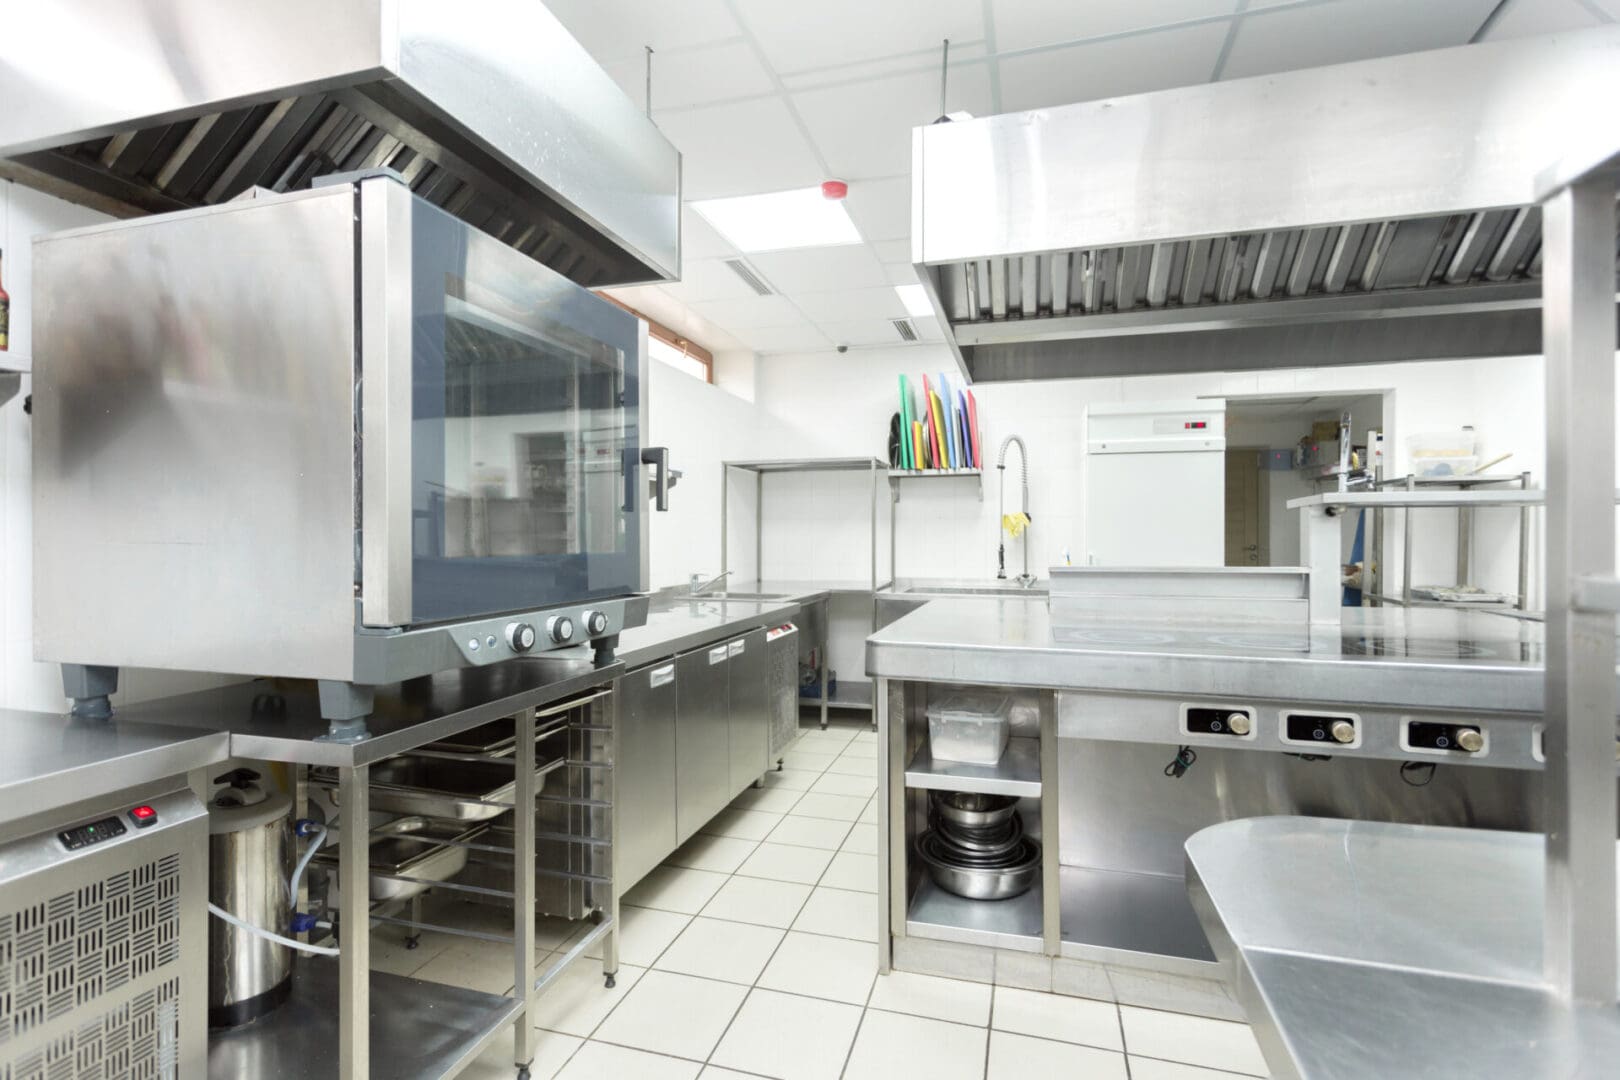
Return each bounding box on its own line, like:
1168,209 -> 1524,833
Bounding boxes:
1404,720 -> 1486,756
1183,705 -> 1254,738
1283,711 -> 1360,748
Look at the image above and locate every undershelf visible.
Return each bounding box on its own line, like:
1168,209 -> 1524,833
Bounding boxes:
906,874 -> 1044,953
1059,864 -> 1218,968
803,680 -> 875,711
905,736 -> 1041,797
208,957 -> 522,1077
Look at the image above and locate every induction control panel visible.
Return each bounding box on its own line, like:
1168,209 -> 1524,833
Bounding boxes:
58,804 -> 159,851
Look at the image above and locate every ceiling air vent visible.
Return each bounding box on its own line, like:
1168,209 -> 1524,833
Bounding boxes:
725,259 -> 773,296
891,318 -> 920,342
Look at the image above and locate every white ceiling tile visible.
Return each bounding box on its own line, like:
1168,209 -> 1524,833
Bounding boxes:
872,240 -> 912,264
691,294 -> 808,328
544,0 -> 742,62
991,0 -> 1240,53
660,257 -> 768,304
748,246 -> 889,294
883,263 -> 919,286
681,207 -> 740,261
602,286 -> 749,352
841,176 -> 912,243
793,286 -> 911,322
604,41 -> 775,110
655,97 -> 825,199
1220,0 -> 1498,80
1477,0 -> 1603,38
998,21 -> 1230,111
793,65 -> 993,179
735,0 -> 985,74
732,322 -> 836,353
814,319 -> 916,347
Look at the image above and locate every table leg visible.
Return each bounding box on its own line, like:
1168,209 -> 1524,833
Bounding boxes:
514,706 -> 537,1070
339,763 -> 370,1080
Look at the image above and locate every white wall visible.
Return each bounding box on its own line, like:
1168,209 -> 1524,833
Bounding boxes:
754,344 -> 1550,606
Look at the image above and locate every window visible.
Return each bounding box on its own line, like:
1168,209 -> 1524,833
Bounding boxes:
598,295 -> 714,383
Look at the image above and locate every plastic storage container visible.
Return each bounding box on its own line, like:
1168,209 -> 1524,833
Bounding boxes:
1406,430 -> 1479,477
927,692 -> 1012,765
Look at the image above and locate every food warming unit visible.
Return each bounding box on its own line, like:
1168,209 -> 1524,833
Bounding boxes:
0,0 -> 683,730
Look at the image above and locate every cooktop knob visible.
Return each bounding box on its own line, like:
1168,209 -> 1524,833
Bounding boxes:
505,622 -> 537,652
546,615 -> 575,644
583,610 -> 610,636
1226,712 -> 1252,736
1455,727 -> 1484,753
1330,720 -> 1355,744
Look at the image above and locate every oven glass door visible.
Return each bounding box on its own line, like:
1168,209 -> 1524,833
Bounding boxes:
409,198 -> 642,624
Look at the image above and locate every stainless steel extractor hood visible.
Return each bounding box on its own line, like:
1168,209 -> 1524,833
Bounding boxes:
0,0 -> 680,287
912,27 -> 1620,383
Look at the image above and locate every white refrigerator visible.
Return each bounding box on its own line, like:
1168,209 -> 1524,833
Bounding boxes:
1084,400 -> 1226,567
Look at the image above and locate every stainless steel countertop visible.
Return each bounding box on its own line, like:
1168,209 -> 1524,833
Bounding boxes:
615,597 -> 802,670
0,711 -> 229,825
112,657 -> 620,767
867,600 -> 1553,712
1186,817 -> 1620,1079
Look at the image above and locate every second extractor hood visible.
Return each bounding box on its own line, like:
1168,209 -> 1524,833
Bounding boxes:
0,0 -> 680,287
911,27 -> 1620,383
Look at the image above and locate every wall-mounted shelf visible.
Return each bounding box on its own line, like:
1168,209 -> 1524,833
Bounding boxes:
905,736 -> 1041,797
0,353 -> 32,374
888,468 -> 982,502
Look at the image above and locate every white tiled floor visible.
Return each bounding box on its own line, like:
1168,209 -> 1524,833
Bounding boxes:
406,717 -> 1272,1079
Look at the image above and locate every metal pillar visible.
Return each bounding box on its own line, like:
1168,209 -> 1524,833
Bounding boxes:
1540,174 -> 1617,1005
338,764 -> 371,1078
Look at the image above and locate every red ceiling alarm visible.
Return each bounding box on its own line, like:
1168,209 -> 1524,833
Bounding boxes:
821,179 -> 848,200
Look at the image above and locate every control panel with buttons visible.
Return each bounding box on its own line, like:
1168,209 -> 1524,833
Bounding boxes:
1283,712 -> 1359,747
59,815 -> 127,850
1183,705 -> 1255,738
1406,720 -> 1486,755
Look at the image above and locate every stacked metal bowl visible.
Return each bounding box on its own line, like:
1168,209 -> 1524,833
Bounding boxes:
916,792 -> 1040,900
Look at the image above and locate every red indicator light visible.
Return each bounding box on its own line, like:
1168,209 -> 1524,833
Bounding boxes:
132,806 -> 154,818
129,805 -> 158,827
1185,421 -> 1207,429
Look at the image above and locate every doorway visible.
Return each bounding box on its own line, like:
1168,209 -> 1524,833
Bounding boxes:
1224,449 -> 1265,566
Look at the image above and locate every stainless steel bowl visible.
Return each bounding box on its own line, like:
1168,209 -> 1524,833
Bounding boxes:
929,814 -> 1024,857
930,792 -> 1019,831
915,831 -> 1040,901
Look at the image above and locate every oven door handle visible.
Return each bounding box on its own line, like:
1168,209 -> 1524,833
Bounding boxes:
636,446 -> 674,512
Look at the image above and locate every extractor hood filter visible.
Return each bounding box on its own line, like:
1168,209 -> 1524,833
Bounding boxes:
911,28 -> 1620,383
0,0 -> 682,287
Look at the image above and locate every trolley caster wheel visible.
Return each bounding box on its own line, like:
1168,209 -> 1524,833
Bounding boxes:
604,974 -> 617,989
777,761 -> 784,772
405,936 -> 420,951
517,1068 -> 531,1080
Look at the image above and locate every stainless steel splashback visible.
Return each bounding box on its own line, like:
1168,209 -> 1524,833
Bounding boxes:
0,0 -> 680,286
912,28 -> 1620,382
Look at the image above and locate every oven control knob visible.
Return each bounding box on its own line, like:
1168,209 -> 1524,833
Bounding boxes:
583,610 -> 610,636
1226,712 -> 1251,736
1330,720 -> 1356,744
1455,727 -> 1484,753
505,622 -> 537,653
546,616 -> 575,644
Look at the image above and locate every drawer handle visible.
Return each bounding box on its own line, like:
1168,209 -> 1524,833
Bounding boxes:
728,640 -> 745,657
709,646 -> 728,664
650,665 -> 675,687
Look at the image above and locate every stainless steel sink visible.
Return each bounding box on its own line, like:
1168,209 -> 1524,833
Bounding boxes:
677,592 -> 786,602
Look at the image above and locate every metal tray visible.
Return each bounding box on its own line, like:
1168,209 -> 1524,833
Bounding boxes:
316,817 -> 488,901
417,688 -> 609,756
314,755 -> 566,821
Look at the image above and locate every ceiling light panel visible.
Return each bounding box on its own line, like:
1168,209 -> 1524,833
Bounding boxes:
691,187 -> 863,252
895,283 -> 934,317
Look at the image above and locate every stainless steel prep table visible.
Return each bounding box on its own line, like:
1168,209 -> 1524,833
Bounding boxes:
115,657 -> 620,1080
867,598 -> 1584,1016
1187,817 -> 1620,1079
615,596 -> 802,670
868,597 -> 1550,714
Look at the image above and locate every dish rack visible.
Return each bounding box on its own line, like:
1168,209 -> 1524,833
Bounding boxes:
308,686 -> 620,987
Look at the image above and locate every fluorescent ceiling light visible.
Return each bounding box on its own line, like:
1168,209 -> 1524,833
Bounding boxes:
691,187 -> 861,253
895,283 -> 933,318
